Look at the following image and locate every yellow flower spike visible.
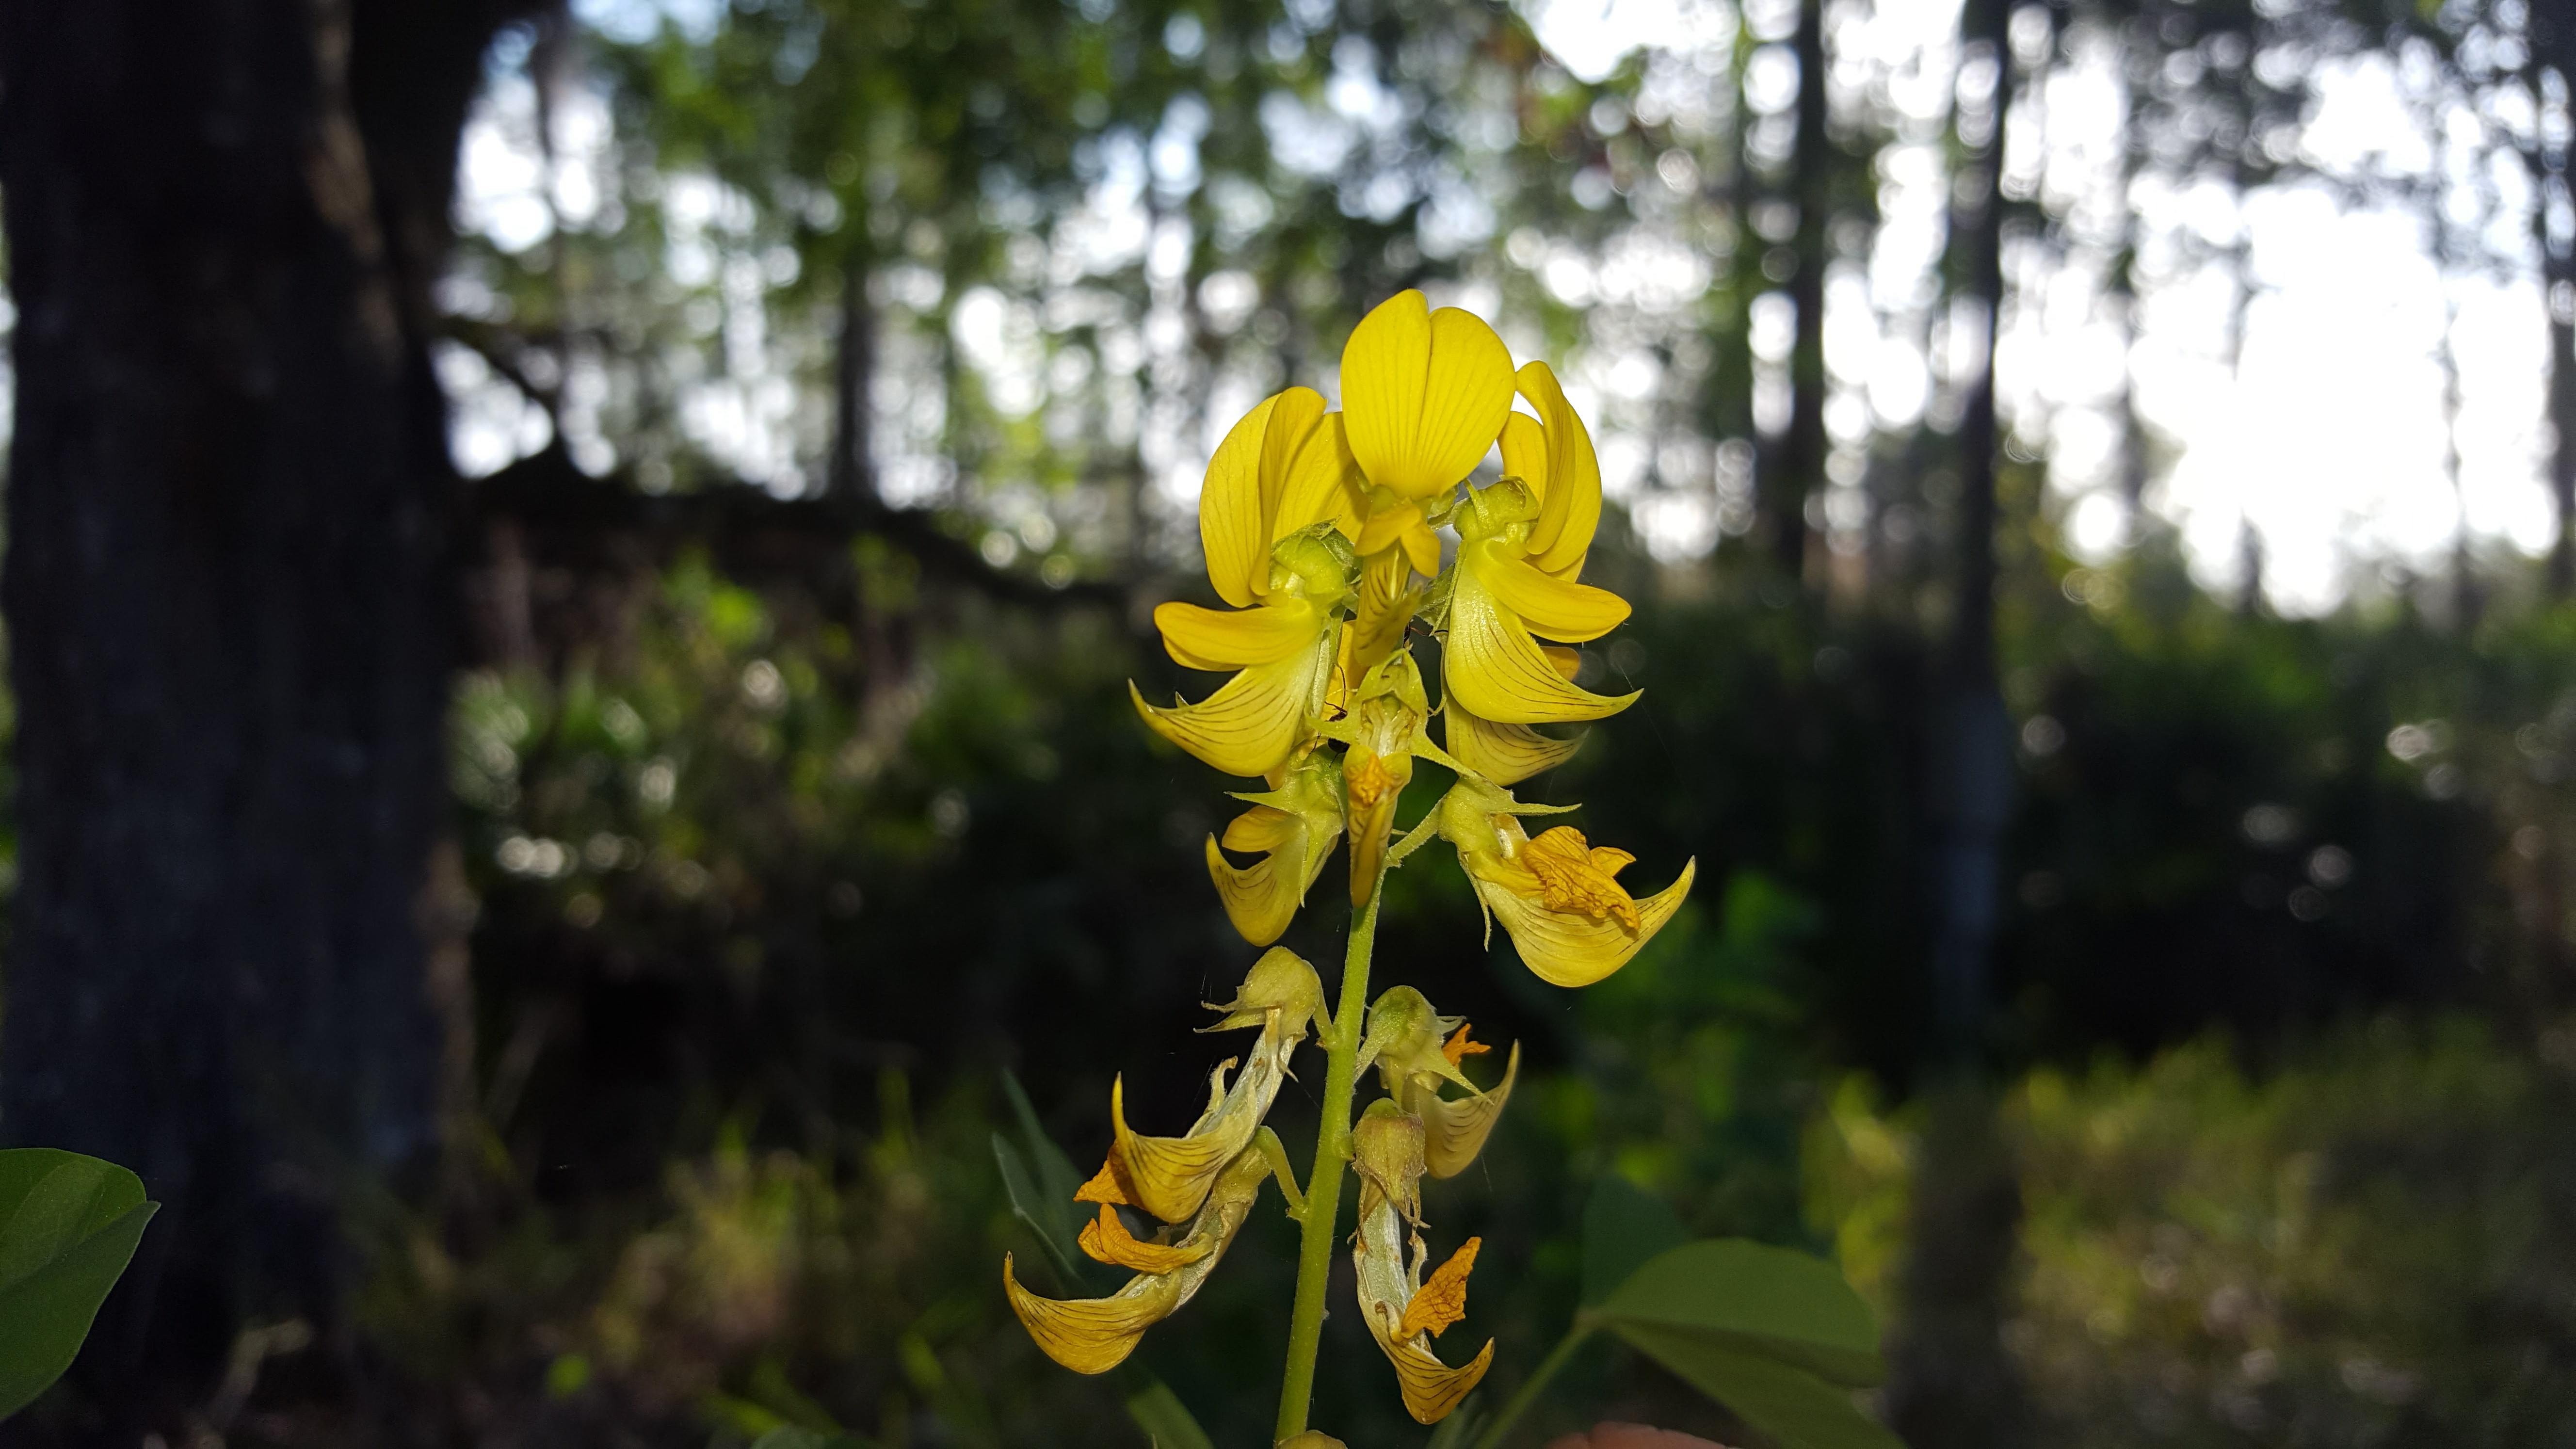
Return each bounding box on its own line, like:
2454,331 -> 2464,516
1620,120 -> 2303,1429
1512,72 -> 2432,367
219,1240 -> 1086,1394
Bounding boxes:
1206,749 -> 1346,947
1340,290 -> 1516,502
1005,1145 -> 1271,1375
1442,476 -> 1636,725
1361,987 -> 1519,1178
1350,1101 -> 1496,1424
1138,525 -> 1358,779
1324,652 -> 1465,902
1433,777 -> 1695,988
1101,948 -> 1324,1223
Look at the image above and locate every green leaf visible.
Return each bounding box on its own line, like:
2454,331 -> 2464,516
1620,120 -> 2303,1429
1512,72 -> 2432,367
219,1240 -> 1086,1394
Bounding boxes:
992,1133 -> 1088,1288
0,1150 -> 159,1419
1593,1240 -> 1885,1386
1002,1071 -> 1086,1208
1123,1378 -> 1214,1449
1579,1174 -> 1689,1307
1609,1324 -> 1903,1449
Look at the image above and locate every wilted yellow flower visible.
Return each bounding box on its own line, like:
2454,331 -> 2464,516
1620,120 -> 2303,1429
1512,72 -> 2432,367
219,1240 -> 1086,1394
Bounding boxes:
1350,1101 -> 1494,1423
1360,987 -> 1520,1179
1433,777 -> 1694,988
1323,651 -> 1463,902
1360,980 -> 1514,1175
1004,1145 -> 1269,1375
1206,745 -> 1346,947
1135,387 -> 1365,778
1441,363 -> 1637,730
1079,948 -> 1323,1224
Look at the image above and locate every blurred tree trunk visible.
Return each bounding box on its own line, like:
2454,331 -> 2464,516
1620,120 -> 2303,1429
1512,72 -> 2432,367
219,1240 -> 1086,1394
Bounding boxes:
1884,0 -> 2029,1443
2532,12 -> 2576,597
0,0 -> 523,1433
1757,0 -> 1832,583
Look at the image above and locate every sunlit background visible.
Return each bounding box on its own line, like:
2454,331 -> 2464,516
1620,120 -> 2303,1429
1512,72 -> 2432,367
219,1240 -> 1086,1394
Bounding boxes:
442,0 -> 2560,615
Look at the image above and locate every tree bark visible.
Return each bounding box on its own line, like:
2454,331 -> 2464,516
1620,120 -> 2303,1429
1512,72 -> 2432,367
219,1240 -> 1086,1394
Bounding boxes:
0,0 -> 523,1432
2532,11 -> 2576,597
1885,2 -> 2029,1444
1757,0 -> 1832,582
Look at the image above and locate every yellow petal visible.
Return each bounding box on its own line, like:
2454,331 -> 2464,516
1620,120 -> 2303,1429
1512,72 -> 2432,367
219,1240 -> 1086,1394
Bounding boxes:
1542,646 -> 1583,680
1108,967 -> 1312,1223
1003,1251 -> 1182,1375
1478,856 -> 1696,988
1520,826 -> 1642,928
1206,829 -> 1298,947
1131,625 -> 1338,778
1258,387 -> 1331,542
1473,545 -> 1629,643
1516,362 -> 1603,577
1109,1073 -> 1240,1224
1400,520 -> 1444,579
1400,1236 -> 1481,1340
1410,1042 -> 1520,1179
1443,563 -> 1637,724
1156,597 -> 1322,670
1275,412 -> 1368,543
1079,1203 -> 1211,1274
1004,1147 -> 1271,1375
1499,411 -> 1548,499
1387,1334 -> 1495,1424
1356,501 -> 1427,558
1443,701 -> 1586,786
1336,551 -> 1420,704
1341,291 -> 1515,501
1200,392 -> 1285,608
1075,1153 -> 1136,1207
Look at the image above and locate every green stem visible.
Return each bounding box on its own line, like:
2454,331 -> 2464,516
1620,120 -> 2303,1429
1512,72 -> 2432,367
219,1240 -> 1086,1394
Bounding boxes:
1467,1320 -> 1594,1449
1273,874 -> 1385,1443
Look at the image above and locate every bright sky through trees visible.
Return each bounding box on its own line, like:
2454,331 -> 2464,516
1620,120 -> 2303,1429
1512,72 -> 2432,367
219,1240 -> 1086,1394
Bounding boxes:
447,0 -> 2558,616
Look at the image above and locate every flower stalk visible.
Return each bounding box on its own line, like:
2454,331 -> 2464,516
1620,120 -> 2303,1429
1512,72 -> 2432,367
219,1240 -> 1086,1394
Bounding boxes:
1274,865 -> 1386,1442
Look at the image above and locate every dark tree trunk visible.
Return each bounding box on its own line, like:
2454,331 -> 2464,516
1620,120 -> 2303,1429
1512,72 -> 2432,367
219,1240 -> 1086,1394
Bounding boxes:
2534,15 -> 2576,597
1885,2 -> 2029,1445
0,0 -> 522,1433
1758,0 -> 1832,582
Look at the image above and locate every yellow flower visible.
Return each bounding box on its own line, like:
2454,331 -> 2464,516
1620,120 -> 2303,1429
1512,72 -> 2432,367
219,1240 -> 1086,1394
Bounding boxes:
1330,289 -> 1513,707
1350,1101 -> 1495,1423
1135,387 -> 1365,779
1003,1144 -> 1269,1375
1077,948 -> 1322,1224
1433,777 -> 1694,988
1205,745 -> 1345,947
1440,362 -> 1637,728
1340,290 -> 1516,504
1323,651 -> 1463,902
1359,987 -> 1520,1179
